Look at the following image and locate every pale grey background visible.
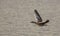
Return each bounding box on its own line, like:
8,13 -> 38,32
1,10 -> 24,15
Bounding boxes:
0,0 -> 60,36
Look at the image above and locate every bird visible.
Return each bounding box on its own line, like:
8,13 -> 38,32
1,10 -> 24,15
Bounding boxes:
31,9 -> 49,26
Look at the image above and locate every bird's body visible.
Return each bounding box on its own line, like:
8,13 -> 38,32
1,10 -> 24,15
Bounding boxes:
31,9 -> 49,26
31,20 -> 49,26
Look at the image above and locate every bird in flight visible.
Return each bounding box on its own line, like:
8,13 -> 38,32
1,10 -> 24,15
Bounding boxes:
31,9 -> 49,26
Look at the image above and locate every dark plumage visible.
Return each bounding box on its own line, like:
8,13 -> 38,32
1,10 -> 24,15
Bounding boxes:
34,9 -> 42,22
31,9 -> 49,26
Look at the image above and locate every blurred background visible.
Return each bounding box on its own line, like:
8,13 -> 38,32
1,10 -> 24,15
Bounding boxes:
0,0 -> 60,36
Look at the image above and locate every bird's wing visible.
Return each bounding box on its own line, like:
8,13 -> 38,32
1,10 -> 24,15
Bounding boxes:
34,9 -> 42,22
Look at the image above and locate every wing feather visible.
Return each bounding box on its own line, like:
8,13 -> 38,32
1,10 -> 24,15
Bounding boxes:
34,9 -> 42,22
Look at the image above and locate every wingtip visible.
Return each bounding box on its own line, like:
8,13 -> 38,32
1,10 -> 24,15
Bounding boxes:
34,9 -> 37,12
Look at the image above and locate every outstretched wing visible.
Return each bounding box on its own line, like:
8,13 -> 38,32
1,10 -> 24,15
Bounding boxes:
34,9 -> 42,22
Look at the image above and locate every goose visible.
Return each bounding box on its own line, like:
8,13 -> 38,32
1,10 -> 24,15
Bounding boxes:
31,9 -> 49,26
